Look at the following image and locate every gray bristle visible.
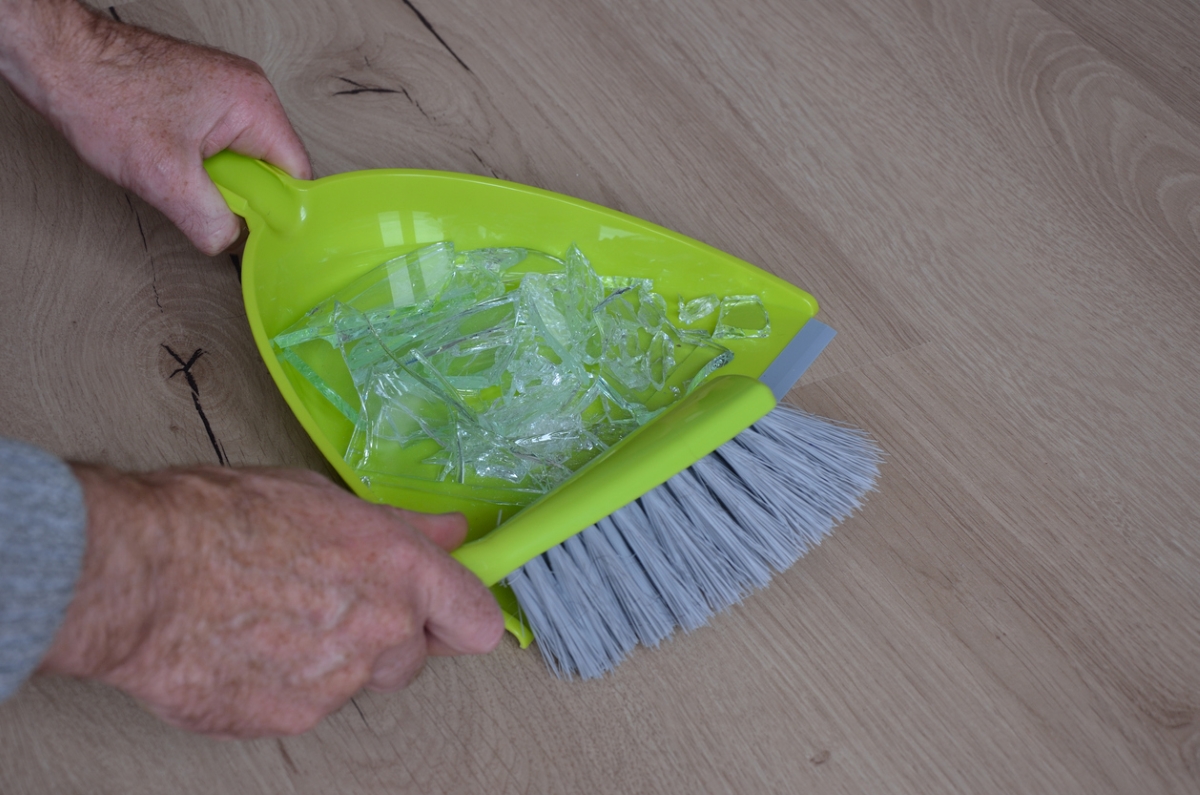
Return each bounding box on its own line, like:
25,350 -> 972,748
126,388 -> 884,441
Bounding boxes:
504,404 -> 882,679
613,500 -> 711,632
581,520 -> 676,646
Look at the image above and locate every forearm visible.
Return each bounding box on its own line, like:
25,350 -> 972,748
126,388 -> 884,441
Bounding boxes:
0,0 -> 99,116
38,464 -> 161,682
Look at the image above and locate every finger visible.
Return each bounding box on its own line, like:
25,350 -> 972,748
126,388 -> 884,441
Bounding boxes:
183,72 -> 310,254
224,116 -> 312,181
427,629 -> 489,657
211,75 -> 312,180
407,547 -> 505,657
389,509 -> 468,552
367,637 -> 427,692
160,161 -> 244,256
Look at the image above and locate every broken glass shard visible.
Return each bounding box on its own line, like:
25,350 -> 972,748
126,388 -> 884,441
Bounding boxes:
678,294 -> 720,325
274,242 -> 762,502
714,294 -> 770,339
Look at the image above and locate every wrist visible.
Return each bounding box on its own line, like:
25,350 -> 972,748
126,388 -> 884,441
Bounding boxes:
38,464 -> 163,681
0,0 -> 109,117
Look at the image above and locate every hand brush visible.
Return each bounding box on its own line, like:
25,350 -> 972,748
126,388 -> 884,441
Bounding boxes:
451,319 -> 881,678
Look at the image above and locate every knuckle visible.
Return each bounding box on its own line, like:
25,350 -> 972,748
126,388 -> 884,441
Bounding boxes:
372,605 -> 421,646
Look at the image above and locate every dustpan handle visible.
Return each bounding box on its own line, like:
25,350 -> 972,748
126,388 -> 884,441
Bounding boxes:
203,150 -> 305,234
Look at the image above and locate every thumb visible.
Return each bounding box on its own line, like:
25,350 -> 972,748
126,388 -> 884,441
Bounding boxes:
389,509 -> 469,552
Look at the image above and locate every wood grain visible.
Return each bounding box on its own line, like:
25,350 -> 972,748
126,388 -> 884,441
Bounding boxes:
3,0 -> 1200,792
1033,0 -> 1200,131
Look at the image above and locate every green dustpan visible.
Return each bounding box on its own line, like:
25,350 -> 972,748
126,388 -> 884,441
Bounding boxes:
203,151 -> 820,643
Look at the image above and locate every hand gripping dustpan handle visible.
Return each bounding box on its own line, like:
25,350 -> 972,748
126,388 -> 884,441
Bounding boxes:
203,150 -> 304,234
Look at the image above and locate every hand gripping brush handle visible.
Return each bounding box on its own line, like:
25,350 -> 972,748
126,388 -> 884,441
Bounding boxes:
451,320 -> 881,678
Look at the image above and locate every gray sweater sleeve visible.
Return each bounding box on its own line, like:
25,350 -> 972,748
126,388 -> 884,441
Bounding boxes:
0,437 -> 87,700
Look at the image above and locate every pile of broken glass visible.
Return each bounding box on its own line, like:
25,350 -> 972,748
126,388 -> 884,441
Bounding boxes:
273,242 -> 769,501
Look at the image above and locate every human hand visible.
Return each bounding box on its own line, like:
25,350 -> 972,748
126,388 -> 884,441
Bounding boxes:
38,465 -> 504,738
0,0 -> 310,254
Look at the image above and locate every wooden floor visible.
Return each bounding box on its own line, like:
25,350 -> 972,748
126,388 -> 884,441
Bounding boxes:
2,0 -> 1199,792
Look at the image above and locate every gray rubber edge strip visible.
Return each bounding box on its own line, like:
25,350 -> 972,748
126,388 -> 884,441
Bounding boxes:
758,318 -> 837,401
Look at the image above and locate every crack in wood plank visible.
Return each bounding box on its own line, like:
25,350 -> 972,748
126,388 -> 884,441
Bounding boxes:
163,345 -> 228,466
333,76 -> 401,96
400,0 -> 471,73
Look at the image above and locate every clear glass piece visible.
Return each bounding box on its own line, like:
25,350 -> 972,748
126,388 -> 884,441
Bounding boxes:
274,242 -> 758,499
714,294 -> 770,339
678,294 -> 720,325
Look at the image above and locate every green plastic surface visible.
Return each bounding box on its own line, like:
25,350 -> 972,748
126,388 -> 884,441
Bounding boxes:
203,151 -> 820,643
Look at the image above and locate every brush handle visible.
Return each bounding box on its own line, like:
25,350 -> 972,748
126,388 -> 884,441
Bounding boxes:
451,374 -> 776,586
203,150 -> 306,234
